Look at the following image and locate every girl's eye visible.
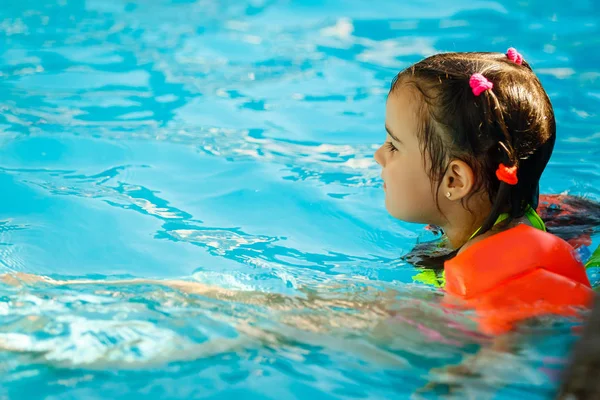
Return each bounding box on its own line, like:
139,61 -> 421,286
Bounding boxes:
386,141 -> 398,153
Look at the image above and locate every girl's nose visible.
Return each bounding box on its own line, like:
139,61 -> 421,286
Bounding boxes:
374,145 -> 385,166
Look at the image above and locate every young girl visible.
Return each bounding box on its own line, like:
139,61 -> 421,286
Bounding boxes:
374,48 -> 594,334
1,49 -> 595,340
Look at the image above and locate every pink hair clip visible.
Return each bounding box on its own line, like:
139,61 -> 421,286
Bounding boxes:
506,47 -> 523,65
469,73 -> 493,96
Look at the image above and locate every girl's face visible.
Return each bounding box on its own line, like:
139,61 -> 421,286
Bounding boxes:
374,88 -> 442,225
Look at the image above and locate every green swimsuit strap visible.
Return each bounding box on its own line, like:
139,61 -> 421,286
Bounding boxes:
586,245 -> 600,269
468,205 -> 546,240
524,206 -> 546,232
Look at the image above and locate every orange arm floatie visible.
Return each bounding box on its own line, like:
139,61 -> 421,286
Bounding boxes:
443,224 -> 594,335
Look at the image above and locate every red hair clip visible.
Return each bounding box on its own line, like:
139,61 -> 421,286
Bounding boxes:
496,163 -> 518,185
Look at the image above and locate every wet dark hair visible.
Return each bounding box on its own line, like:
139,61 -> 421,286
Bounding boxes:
557,294 -> 600,399
390,51 -> 556,239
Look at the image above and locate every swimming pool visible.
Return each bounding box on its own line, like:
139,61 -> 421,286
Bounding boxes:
0,0 -> 599,398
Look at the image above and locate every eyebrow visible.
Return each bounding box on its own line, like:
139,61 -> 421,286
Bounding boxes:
385,125 -> 402,143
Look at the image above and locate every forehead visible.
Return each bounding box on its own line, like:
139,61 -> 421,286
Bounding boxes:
385,86 -> 422,139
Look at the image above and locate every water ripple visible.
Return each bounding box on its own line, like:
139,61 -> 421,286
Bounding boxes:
0,0 -> 599,398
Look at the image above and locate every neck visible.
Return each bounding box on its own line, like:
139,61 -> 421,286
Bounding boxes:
442,220 -> 481,249
439,195 -> 493,249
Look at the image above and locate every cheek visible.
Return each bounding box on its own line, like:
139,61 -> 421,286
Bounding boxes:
386,157 -> 423,186
386,160 -> 435,202
385,167 -> 414,204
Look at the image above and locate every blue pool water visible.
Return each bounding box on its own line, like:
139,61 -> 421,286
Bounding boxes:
1,0 -> 599,398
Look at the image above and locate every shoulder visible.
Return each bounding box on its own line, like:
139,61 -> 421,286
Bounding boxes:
458,215 -> 532,255
446,223 -> 589,297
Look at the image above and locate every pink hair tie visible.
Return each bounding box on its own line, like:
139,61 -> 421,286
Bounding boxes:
469,73 -> 493,96
506,47 -> 523,65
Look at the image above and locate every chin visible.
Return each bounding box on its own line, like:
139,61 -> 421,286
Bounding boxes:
386,205 -> 416,223
385,202 -> 430,224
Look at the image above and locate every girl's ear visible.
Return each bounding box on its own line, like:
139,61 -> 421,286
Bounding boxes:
441,160 -> 475,201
